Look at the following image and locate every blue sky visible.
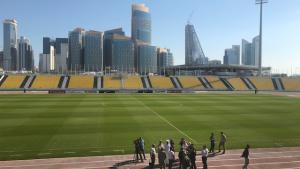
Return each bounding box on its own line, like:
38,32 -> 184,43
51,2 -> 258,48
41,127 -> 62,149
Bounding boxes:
0,0 -> 300,74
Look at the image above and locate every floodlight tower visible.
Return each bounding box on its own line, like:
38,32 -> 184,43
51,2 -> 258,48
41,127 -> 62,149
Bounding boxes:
256,0 -> 268,76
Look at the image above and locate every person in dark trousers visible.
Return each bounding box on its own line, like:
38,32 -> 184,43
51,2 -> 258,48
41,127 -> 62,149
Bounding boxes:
149,144 -> 156,169
218,132 -> 227,154
209,132 -> 216,154
201,145 -> 209,169
188,144 -> 197,169
158,147 -> 166,169
134,138 -> 143,163
178,148 -> 186,169
241,144 -> 250,169
168,149 -> 175,169
139,137 -> 146,160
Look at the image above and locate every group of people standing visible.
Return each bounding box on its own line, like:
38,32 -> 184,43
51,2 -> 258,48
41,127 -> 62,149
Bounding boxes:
134,132 -> 250,169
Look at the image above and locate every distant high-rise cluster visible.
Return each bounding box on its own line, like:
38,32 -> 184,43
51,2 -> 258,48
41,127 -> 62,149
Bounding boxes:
223,35 -> 260,66
2,19 -> 34,71
224,45 -> 240,65
242,36 -> 260,67
37,3 -> 173,74
185,24 -> 208,66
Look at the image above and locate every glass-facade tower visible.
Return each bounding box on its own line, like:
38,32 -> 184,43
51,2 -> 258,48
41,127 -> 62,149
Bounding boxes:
131,4 -> 151,44
111,35 -> 135,72
68,28 -> 85,71
185,24 -> 207,65
84,30 -> 103,72
137,44 -> 157,74
3,19 -> 18,71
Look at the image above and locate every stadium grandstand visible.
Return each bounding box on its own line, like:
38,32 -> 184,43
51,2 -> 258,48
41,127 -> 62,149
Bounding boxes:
0,74 -> 300,92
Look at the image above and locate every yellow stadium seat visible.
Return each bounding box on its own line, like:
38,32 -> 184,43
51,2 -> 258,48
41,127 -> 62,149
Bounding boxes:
205,76 -> 227,89
123,76 -> 143,89
0,75 -> 25,89
68,75 -> 94,89
227,77 -> 249,90
178,76 -> 205,89
281,78 -> 300,91
103,76 -> 121,89
149,76 -> 174,89
248,77 -> 274,90
30,75 -> 61,89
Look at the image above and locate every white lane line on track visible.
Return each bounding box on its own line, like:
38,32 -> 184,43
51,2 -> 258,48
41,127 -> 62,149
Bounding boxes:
1,154 -> 300,168
134,96 -> 198,144
75,160 -> 300,169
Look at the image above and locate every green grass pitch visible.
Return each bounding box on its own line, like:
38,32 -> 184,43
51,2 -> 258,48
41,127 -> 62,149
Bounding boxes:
0,93 -> 300,160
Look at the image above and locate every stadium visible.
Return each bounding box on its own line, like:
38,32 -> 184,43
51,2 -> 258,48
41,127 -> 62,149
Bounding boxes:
0,73 -> 300,168
1,0 -> 300,168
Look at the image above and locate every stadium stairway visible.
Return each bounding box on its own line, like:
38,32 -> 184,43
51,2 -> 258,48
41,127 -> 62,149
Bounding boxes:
198,77 -> 212,89
170,76 -> 182,89
220,78 -> 234,90
97,76 -> 102,89
0,75 -> 7,87
62,76 -> 70,89
272,78 -> 284,91
57,76 -> 65,89
241,77 -> 256,90
20,75 -> 30,88
23,75 -> 35,89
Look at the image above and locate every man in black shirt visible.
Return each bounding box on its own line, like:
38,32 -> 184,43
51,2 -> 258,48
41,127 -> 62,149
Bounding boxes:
241,144 -> 250,169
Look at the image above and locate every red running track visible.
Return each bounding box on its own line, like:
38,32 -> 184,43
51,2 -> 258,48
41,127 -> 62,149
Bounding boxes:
0,147 -> 300,169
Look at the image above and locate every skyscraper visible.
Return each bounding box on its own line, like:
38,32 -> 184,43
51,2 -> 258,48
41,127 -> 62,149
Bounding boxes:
242,39 -> 252,65
131,4 -> 151,44
136,42 -> 157,74
3,19 -> 18,71
55,38 -> 68,73
252,36 -> 260,67
185,23 -> 207,65
68,28 -> 85,71
110,34 -> 135,72
103,28 -> 126,69
157,48 -> 173,72
18,36 -> 34,71
39,46 -> 54,73
0,51 -> 3,69
223,45 -> 240,65
84,30 -> 103,72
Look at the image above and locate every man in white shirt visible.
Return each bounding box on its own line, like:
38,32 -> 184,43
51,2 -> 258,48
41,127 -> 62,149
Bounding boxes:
149,144 -> 156,169
201,145 -> 209,169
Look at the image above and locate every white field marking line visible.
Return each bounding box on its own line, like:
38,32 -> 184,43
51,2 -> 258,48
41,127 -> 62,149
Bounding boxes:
134,96 -> 198,144
2,154 -> 300,168
112,149 -> 124,153
37,153 -> 52,156
9,154 -> 22,157
90,150 -> 101,153
64,152 -> 76,154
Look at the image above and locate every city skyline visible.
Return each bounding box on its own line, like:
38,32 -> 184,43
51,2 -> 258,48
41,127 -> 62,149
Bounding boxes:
0,0 -> 300,74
